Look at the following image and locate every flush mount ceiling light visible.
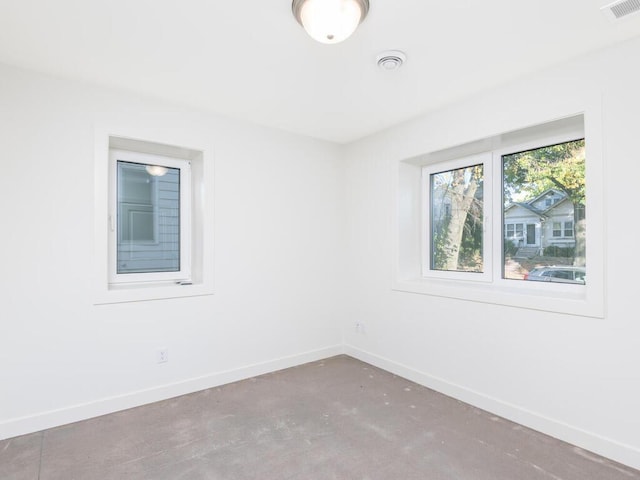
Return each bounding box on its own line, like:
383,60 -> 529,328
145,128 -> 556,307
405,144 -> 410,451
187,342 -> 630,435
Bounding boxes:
145,165 -> 168,177
292,0 -> 370,44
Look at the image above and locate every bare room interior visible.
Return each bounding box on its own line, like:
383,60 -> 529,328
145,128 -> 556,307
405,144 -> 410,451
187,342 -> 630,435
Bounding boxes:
1,0 -> 640,478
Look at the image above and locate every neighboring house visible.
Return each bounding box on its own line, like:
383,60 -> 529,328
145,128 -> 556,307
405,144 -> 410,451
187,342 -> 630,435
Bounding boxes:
504,189 -> 576,253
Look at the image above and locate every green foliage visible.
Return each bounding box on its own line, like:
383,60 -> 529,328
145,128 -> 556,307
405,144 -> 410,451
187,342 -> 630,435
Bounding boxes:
503,239 -> 518,256
503,138 -> 586,267
432,215 -> 451,270
503,139 -> 585,207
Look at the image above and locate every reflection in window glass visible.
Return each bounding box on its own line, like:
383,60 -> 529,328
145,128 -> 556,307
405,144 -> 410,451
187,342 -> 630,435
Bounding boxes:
430,164 -> 484,273
502,139 -> 586,284
117,161 -> 180,274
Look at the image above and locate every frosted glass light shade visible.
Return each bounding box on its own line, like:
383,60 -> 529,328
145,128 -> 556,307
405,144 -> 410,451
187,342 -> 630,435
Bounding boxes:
292,0 -> 369,44
145,165 -> 169,176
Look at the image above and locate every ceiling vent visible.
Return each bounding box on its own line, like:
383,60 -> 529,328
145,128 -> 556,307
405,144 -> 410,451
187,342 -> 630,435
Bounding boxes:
376,50 -> 407,71
601,0 -> 640,20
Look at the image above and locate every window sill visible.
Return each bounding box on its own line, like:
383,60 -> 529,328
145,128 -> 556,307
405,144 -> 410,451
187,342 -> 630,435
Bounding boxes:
94,281 -> 214,305
392,276 -> 603,318
393,100 -> 604,320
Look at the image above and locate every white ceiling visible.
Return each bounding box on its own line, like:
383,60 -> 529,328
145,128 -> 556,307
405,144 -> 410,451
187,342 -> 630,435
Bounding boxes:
0,0 -> 639,143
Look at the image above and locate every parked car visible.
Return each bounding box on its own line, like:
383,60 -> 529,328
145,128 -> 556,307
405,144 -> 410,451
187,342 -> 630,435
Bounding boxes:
523,266 -> 586,285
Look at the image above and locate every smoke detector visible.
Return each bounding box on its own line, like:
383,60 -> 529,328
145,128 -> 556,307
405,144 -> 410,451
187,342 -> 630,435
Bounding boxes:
601,0 -> 640,20
376,50 -> 406,71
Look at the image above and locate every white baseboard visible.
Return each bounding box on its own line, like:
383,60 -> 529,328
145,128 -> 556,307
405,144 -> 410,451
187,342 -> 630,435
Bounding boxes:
344,345 -> 640,471
0,345 -> 344,441
5,344 -> 638,472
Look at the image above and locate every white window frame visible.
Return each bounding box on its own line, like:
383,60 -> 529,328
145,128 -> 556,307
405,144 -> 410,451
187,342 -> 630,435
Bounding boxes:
94,128 -> 214,305
393,111 -> 604,318
420,134 -> 583,290
421,153 -> 493,283
493,133 -> 584,291
109,149 -> 192,285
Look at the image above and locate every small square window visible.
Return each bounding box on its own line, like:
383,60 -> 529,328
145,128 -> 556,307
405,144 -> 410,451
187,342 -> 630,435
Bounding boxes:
506,224 -> 515,237
515,224 -> 524,237
564,221 -> 574,237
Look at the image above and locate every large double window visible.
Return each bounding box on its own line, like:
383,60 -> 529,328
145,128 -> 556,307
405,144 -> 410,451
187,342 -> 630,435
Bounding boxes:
423,138 -> 586,286
394,113 -> 603,317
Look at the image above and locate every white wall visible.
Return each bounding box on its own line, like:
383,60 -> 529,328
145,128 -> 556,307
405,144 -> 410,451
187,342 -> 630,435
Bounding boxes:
343,37 -> 640,469
2,35 -> 640,471
0,64 -> 345,438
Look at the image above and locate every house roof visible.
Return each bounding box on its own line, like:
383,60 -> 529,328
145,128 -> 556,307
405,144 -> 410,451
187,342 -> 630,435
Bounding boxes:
1,1 -> 639,143
527,189 -> 564,207
506,202 -> 547,218
505,189 -> 571,218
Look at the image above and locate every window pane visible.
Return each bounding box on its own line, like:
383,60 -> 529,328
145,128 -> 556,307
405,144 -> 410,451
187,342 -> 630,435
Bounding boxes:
430,164 -> 483,273
564,221 -> 573,237
515,224 -> 523,236
502,139 -> 586,284
506,224 -> 514,237
117,161 -> 180,274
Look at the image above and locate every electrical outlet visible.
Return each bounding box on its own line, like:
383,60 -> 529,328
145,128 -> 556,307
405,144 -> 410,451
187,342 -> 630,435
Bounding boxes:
157,348 -> 169,364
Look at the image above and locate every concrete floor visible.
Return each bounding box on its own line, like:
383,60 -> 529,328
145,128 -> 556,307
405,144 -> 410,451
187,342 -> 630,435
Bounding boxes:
2,355 -> 639,480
